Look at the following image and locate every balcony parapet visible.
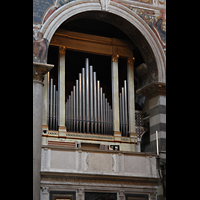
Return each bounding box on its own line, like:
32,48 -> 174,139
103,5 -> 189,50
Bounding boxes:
41,146 -> 158,179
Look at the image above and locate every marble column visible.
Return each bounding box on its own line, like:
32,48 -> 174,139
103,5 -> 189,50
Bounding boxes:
58,46 -> 67,136
33,62 -> 53,200
111,55 -> 121,141
42,72 -> 49,131
127,57 -> 137,144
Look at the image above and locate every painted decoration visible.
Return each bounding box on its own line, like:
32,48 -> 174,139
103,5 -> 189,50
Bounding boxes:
128,5 -> 166,49
33,31 -> 49,63
33,0 -> 166,63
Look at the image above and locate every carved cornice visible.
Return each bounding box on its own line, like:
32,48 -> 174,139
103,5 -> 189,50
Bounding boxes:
33,62 -> 54,83
136,82 -> 166,99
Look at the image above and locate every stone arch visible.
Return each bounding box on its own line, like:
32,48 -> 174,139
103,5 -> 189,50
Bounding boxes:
41,0 -> 166,83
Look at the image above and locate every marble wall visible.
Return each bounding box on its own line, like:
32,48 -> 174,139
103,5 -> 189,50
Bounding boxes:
41,147 -> 157,178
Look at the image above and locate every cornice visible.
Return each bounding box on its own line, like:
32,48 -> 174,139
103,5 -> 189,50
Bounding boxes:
136,82 -> 166,99
33,62 -> 54,83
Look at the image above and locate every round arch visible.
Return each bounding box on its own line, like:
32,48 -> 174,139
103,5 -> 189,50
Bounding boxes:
41,0 -> 166,83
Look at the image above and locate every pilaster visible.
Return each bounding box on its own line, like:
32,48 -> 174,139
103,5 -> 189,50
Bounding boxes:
127,57 -> 137,144
58,46 -> 67,136
111,55 -> 122,140
76,188 -> 84,200
117,190 -> 125,200
40,187 -> 49,200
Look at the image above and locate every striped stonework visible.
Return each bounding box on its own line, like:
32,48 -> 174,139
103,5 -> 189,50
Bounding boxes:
136,82 -> 166,155
149,95 -> 166,154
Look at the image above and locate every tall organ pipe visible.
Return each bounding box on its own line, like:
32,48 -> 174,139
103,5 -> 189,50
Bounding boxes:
52,85 -> 56,130
68,95 -> 71,131
73,86 -> 76,131
85,59 -> 90,133
82,68 -> 85,133
93,72 -> 97,134
47,72 -> 50,125
97,80 -> 101,134
56,91 -> 58,130
122,87 -> 125,136
76,80 -> 79,132
79,73 -> 82,133
90,65 -> 94,134
49,78 -> 53,130
100,88 -> 103,134
124,80 -> 128,137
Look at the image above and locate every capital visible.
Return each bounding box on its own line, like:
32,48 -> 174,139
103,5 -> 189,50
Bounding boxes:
127,57 -> 135,65
33,62 -> 54,83
112,54 -> 119,62
59,46 -> 67,54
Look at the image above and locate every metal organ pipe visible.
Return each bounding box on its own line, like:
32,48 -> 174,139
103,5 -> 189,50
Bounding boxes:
90,65 -> 94,134
52,85 -> 56,130
97,80 -> 101,134
124,80 -> 128,137
76,80 -> 79,132
79,73 -> 82,133
49,78 -> 53,130
85,59 -> 90,133
82,68 -> 85,133
93,72 -> 97,134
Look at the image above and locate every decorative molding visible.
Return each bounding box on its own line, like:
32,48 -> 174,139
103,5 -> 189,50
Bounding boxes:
136,82 -> 166,99
41,171 -> 159,186
78,150 -> 82,171
51,31 -> 134,58
33,62 -> 54,83
66,132 -> 114,141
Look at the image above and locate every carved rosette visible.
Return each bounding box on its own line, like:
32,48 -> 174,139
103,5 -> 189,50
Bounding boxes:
59,46 -> 67,54
33,62 -> 54,83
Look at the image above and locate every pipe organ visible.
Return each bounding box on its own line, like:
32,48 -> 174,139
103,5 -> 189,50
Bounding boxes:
65,58 -> 113,135
46,58 -> 141,138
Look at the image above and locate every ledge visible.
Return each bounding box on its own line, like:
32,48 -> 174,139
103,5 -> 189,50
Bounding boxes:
40,171 -> 159,187
41,145 -> 157,157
